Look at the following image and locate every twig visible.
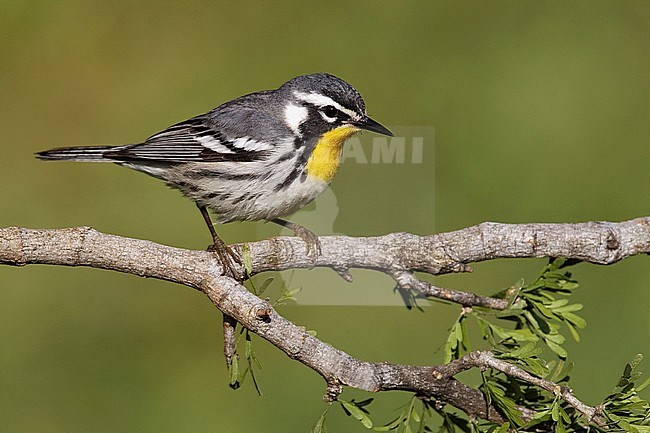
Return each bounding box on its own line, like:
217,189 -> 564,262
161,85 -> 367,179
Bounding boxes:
391,270 -> 510,309
223,314 -> 237,366
436,351 -> 605,426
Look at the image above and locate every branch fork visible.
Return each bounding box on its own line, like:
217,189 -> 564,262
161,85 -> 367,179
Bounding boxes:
2,217 -> 649,425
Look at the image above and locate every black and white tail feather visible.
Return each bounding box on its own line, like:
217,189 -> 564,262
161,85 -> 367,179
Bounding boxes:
36,145 -> 131,162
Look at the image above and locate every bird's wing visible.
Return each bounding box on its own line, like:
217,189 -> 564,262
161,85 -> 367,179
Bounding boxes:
104,115 -> 272,163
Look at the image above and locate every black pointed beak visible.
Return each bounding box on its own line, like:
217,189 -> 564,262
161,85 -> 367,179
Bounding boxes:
353,116 -> 394,137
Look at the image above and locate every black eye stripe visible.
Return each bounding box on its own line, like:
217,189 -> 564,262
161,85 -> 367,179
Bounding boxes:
302,101 -> 353,122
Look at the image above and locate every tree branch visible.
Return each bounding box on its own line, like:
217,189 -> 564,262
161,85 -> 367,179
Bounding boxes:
244,218 -> 650,277
390,270 -> 510,309
436,351 -> 605,426
2,217 -> 648,425
0,226 -> 507,422
245,217 -> 650,309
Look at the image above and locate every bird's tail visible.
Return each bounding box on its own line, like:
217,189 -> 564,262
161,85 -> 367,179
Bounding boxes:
35,145 -> 128,162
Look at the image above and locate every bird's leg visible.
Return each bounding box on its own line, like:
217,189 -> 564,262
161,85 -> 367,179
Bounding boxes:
197,205 -> 242,372
271,218 -> 322,257
197,205 -> 242,278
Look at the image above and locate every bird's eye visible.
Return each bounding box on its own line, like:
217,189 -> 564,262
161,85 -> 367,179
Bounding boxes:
322,105 -> 338,118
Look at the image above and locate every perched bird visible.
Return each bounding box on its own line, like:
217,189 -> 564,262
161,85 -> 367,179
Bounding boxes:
37,73 -> 393,274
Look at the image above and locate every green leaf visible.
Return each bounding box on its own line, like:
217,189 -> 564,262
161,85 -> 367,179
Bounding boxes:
361,414 -> 374,429
565,321 -> 581,342
228,355 -> 240,389
543,331 -> 565,345
477,317 -> 496,346
506,279 -> 524,308
492,422 -> 510,433
521,357 -> 549,377
546,340 -> 568,358
617,419 -> 640,432
373,417 -> 401,431
244,335 -> 252,359
341,400 -> 373,429
532,301 -> 555,319
460,317 -> 471,352
311,404 -> 331,433
257,277 -> 273,295
274,286 -> 303,305
551,400 -> 560,421
562,312 -> 587,329
481,380 -> 524,426
495,308 -> 525,318
506,342 -> 542,359
637,376 -> 650,392
242,244 -> 253,275
601,355 -> 650,430
560,281 -> 579,290
523,310 -> 542,331
505,328 -> 539,342
547,360 -> 573,383
443,320 -> 464,363
285,287 -> 303,298
242,331 -> 263,395
545,299 -> 570,309
245,336 -> 262,369
341,400 -> 363,418
553,302 -> 582,313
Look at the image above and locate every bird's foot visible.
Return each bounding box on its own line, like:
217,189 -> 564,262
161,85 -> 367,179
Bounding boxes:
291,224 -> 322,258
271,218 -> 322,266
207,241 -> 243,280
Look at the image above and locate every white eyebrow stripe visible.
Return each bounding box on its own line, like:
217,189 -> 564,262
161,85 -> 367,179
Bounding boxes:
293,91 -> 361,120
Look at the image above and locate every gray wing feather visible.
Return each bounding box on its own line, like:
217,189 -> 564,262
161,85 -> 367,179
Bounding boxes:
106,113 -> 265,163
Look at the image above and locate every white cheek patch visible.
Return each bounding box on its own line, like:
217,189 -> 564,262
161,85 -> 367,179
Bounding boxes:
195,135 -> 234,153
284,103 -> 309,135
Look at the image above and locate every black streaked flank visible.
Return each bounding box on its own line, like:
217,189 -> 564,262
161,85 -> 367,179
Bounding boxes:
184,168 -> 266,181
274,164 -> 303,192
204,191 -> 232,200
174,180 -> 200,193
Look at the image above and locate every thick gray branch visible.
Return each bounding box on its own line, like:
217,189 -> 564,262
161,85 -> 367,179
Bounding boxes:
244,217 -> 650,308
2,218 -> 648,424
0,226 -> 506,422
245,218 -> 650,275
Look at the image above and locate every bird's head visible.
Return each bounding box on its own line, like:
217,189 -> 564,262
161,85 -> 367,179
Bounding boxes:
278,73 -> 393,139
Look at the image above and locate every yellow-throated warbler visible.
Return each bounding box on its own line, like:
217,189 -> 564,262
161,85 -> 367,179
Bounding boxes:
37,73 -> 393,272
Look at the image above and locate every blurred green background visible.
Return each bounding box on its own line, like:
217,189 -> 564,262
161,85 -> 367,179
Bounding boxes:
1,1 -> 649,432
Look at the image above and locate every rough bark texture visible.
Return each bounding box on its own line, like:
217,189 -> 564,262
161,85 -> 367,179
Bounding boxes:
2,217 -> 649,424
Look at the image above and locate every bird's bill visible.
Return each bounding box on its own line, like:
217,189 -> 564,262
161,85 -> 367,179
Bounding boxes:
353,116 -> 394,137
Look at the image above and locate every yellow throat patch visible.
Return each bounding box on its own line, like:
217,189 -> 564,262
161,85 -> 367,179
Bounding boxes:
305,125 -> 360,183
